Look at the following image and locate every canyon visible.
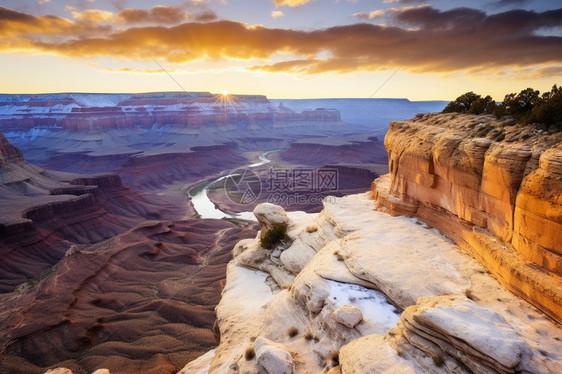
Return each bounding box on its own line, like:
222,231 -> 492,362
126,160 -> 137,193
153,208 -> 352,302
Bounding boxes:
2,94 -> 560,374
0,92 -> 401,373
181,114 -> 561,374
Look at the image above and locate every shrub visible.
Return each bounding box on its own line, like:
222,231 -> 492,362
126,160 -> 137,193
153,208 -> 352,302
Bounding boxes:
305,225 -> 318,233
245,346 -> 255,360
442,84 -> 561,132
304,331 -> 314,341
260,222 -> 290,249
442,91 -> 481,113
287,327 -> 299,338
433,355 -> 444,367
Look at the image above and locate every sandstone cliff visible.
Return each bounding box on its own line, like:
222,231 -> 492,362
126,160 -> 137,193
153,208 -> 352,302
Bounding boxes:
371,113 -> 562,323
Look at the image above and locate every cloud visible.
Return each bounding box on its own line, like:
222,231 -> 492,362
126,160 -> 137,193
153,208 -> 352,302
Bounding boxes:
273,0 -> 314,7
383,0 -> 426,4
0,6 -> 110,37
192,10 -> 218,22
104,67 -> 172,73
1,6 -> 561,78
271,10 -> 284,19
353,10 -> 385,20
67,7 -> 114,23
491,0 -> 530,8
116,6 -> 189,24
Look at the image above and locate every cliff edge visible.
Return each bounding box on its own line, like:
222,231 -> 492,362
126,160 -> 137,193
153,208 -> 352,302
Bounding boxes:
180,196 -> 561,374
371,112 -> 562,323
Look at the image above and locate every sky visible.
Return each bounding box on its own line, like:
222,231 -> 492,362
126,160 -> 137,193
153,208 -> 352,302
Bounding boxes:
0,0 -> 561,100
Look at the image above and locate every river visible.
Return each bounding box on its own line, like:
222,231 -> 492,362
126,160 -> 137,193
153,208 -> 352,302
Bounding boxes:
188,151 -> 277,221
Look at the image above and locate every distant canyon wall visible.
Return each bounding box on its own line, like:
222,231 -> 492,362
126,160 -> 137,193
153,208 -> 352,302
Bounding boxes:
0,92 -> 341,132
371,113 -> 562,323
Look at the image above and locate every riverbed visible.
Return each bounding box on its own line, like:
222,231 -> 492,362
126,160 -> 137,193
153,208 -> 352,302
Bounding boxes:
188,151 -> 277,220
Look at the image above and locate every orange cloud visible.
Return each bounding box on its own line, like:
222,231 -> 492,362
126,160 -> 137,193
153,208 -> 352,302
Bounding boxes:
0,6 -> 109,37
273,0 -> 315,7
104,67 -> 173,73
353,10 -> 385,20
67,7 -> 114,23
0,6 -> 561,78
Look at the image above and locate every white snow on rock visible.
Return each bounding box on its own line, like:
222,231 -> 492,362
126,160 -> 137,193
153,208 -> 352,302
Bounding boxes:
327,280 -> 400,330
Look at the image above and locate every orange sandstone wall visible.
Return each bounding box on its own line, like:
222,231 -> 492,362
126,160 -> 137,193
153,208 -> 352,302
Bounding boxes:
372,113 -> 562,323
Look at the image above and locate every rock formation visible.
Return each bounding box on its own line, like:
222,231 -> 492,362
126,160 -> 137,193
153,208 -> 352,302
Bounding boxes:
371,113 -> 562,323
0,92 -> 341,133
182,196 -> 562,374
0,219 -> 256,374
0,134 -> 185,293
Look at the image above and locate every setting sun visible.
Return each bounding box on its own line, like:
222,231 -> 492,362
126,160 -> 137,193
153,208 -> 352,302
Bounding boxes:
222,90 -> 228,96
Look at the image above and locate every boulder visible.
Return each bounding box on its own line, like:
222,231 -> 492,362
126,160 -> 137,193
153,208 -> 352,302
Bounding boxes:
332,304 -> 363,328
253,203 -> 289,239
402,295 -> 530,373
254,337 -> 294,374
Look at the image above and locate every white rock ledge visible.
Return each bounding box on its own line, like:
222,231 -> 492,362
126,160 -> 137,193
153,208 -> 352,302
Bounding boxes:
181,194 -> 562,374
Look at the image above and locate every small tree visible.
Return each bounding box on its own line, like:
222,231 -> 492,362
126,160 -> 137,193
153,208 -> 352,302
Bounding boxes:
501,87 -> 541,117
442,91 -> 482,113
526,85 -> 562,130
467,95 -> 495,114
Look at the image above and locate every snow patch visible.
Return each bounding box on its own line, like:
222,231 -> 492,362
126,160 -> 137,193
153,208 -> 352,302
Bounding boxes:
326,280 -> 400,330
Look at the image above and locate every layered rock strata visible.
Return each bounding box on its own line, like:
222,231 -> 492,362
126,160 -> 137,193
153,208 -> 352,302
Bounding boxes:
181,195 -> 561,374
0,134 -> 185,293
371,113 -> 562,323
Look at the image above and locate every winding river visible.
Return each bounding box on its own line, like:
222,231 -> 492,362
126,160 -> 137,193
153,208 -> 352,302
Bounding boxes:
188,151 -> 277,221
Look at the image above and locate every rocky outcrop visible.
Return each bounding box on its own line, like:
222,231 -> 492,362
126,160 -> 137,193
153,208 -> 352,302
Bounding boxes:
0,133 -> 24,164
185,195 -> 562,374
371,113 -> 562,323
399,295 -> 531,374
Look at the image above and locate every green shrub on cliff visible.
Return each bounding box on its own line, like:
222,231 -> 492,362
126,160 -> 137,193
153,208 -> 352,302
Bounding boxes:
442,85 -> 561,131
260,222 -> 289,249
442,92 -> 495,115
